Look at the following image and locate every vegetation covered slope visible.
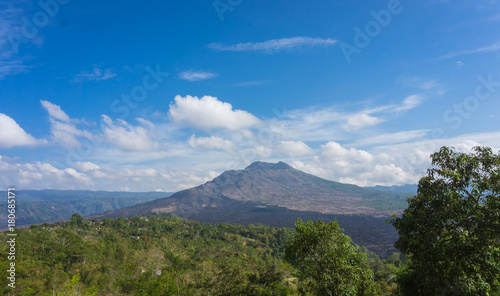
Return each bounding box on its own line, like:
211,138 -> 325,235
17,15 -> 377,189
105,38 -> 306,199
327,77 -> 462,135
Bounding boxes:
0,215 -> 402,295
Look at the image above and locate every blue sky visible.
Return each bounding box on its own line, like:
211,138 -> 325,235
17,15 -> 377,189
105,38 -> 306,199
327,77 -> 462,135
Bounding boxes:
1,0 -> 499,191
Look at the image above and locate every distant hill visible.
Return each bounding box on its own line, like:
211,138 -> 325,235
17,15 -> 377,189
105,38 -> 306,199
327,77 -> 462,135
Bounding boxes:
1,190 -> 172,227
369,184 -> 418,195
90,161 -> 408,257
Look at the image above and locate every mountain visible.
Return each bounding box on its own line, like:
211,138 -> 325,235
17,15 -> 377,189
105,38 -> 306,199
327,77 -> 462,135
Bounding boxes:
90,161 -> 408,258
92,161 -> 407,219
369,184 -> 418,195
1,190 -> 172,227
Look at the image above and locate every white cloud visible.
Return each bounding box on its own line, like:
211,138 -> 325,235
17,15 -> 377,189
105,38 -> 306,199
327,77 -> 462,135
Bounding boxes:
351,130 -> 430,147
401,78 -> 448,95
208,37 -> 338,53
73,65 -> 117,82
101,116 -> 158,151
0,113 -> 44,148
339,164 -> 410,187
322,141 -> 374,164
288,132 -> 500,187
119,167 -> 159,178
169,95 -> 261,131
40,100 -> 94,148
439,40 -> 500,59
270,95 -> 424,142
269,107 -> 345,141
0,151 -> 221,191
289,141 -> 417,187
76,162 -> 101,172
279,141 -> 314,156
0,59 -> 31,79
0,157 -> 93,189
188,135 -> 236,152
90,166 -> 220,191
178,70 -> 217,81
161,170 -> 219,190
49,118 -> 94,148
290,160 -> 328,179
136,118 -> 155,129
344,113 -> 384,129
396,95 -> 424,111
252,145 -> 273,158
40,100 -> 71,122
3,120 -> 499,191
372,132 -> 500,160
419,80 -> 440,90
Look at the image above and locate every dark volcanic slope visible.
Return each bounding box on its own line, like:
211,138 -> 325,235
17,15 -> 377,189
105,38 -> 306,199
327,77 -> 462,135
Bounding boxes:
90,161 -> 406,257
92,196 -> 398,258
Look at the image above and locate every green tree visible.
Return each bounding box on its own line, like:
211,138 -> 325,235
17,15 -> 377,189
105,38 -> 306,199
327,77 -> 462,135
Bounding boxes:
71,213 -> 83,227
284,219 -> 376,296
390,146 -> 500,295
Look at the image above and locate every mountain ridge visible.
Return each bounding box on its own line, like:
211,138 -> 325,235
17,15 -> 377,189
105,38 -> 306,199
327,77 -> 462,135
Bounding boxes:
1,190 -> 173,227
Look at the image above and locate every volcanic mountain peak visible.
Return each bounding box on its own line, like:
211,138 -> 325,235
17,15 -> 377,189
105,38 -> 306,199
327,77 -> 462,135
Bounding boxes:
245,161 -> 293,171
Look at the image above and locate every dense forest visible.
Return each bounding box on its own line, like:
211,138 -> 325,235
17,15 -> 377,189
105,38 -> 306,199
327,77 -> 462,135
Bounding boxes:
0,214 -> 402,295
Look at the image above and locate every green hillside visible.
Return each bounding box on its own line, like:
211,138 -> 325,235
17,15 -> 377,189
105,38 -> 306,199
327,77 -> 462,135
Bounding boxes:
0,215 -> 403,295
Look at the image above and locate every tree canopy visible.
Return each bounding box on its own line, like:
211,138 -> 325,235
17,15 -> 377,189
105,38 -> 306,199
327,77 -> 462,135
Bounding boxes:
390,146 -> 500,295
285,219 -> 376,296
1,213 -> 403,295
